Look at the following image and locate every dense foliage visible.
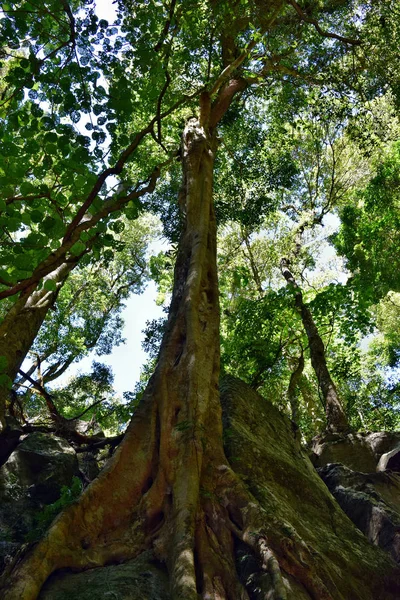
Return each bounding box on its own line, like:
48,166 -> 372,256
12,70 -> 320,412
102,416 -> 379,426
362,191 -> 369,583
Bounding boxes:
1,0 -> 399,440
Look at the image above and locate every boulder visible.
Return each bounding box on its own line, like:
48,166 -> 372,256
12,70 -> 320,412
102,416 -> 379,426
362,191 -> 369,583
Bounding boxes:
318,463 -> 400,563
0,432 -> 79,569
311,430 -> 400,474
39,551 -> 170,600
366,431 -> 400,462
310,431 -> 377,472
377,447 -> 400,473
220,376 -> 400,599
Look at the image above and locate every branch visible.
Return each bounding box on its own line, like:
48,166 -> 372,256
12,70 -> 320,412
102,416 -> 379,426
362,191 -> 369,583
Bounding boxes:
209,39 -> 257,97
287,0 -> 361,46
209,77 -> 248,127
246,56 -> 321,85
75,432 -> 124,453
0,85 -> 200,301
154,0 -> 177,52
18,368 -> 54,399
0,154 -> 174,301
17,369 -> 61,420
5,193 -> 51,207
63,89 -> 197,244
155,70 -> 171,152
67,398 -> 107,421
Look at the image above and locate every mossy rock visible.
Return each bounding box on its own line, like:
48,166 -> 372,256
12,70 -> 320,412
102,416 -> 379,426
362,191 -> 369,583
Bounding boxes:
220,376 -> 400,600
0,433 -> 79,548
39,551 -> 170,600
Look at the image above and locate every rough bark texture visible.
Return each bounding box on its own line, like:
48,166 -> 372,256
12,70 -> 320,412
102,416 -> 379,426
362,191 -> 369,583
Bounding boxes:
280,259 -> 349,433
0,262 -> 77,434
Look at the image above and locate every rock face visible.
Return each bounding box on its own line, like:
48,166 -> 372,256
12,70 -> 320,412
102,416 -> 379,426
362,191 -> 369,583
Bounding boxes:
318,463 -> 400,563
0,432 -> 79,570
39,551 -> 170,600
311,430 -> 400,473
311,429 -> 400,563
311,432 -> 378,472
220,377 -> 400,600
367,431 -> 400,463
377,447 -> 400,472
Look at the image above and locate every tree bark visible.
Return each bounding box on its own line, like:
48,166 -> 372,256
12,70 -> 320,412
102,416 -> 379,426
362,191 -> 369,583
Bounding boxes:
0,261 -> 78,433
280,258 -> 349,432
287,350 -> 304,423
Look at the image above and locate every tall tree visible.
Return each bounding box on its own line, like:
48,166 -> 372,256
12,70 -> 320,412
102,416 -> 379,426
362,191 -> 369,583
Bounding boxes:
1,1 -> 400,598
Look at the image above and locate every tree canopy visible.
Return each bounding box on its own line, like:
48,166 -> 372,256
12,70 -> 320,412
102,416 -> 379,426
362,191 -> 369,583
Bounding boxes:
1,1 -> 400,598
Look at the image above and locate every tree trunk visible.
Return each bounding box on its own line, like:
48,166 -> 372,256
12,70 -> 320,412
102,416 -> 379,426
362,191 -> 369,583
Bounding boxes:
287,350 -> 304,423
2,105 -> 398,600
280,259 -> 349,433
0,261 -> 77,433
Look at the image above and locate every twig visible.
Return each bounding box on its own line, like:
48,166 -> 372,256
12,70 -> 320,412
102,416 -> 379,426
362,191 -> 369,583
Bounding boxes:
287,0 -> 361,46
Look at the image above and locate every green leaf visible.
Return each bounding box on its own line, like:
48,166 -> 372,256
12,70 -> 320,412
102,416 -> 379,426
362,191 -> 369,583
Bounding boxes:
20,182 -> 36,195
0,374 -> 12,389
30,209 -> 43,223
14,254 -> 33,270
43,279 -> 57,292
70,240 -> 86,256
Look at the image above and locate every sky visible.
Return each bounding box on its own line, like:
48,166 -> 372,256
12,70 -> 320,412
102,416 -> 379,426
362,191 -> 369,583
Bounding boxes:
95,0 -> 117,22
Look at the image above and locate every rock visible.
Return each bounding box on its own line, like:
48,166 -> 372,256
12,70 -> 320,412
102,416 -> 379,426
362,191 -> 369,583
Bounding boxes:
310,431 -> 377,472
220,376 -> 400,599
318,463 -> 400,563
366,432 -> 400,462
0,416 -> 23,466
77,451 -> 100,482
39,551 -> 170,600
0,432 -> 80,549
311,430 -> 400,474
75,420 -> 105,437
377,446 -> 400,472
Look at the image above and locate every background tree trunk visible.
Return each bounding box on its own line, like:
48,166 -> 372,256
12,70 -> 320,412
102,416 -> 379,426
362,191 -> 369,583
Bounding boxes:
281,258 -> 349,432
287,350 -> 304,423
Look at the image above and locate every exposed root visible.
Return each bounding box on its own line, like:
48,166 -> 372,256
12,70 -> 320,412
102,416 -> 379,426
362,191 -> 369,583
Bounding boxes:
217,465 -> 336,600
0,393 -> 158,599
